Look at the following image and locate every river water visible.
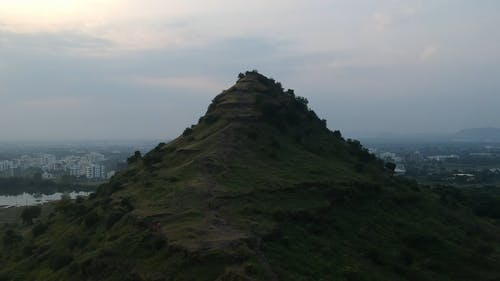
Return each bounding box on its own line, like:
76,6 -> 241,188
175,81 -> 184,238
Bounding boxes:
0,191 -> 92,208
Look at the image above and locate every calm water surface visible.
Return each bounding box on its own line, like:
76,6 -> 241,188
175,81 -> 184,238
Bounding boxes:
0,191 -> 92,208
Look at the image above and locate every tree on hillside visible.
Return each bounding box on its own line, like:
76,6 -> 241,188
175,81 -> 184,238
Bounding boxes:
385,162 -> 397,172
332,130 -> 342,139
127,151 -> 142,164
2,229 -> 22,248
21,206 -> 42,225
182,127 -> 193,137
294,96 -> 309,110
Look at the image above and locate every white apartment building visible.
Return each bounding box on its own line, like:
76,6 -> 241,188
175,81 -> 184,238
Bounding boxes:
86,164 -> 106,179
0,160 -> 12,171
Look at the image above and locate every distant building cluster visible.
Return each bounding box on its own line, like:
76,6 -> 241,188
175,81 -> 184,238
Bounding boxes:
427,155 -> 460,161
374,151 -> 407,175
370,143 -> 500,184
0,152 -> 114,180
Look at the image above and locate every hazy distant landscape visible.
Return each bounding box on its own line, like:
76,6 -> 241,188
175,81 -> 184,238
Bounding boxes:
0,140 -> 158,200
361,129 -> 500,186
1,1 -> 500,281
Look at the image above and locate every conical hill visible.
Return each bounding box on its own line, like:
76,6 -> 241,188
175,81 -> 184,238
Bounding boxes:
1,71 -> 499,281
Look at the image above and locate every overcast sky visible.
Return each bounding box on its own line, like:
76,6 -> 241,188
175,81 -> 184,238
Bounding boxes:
1,0 -> 499,140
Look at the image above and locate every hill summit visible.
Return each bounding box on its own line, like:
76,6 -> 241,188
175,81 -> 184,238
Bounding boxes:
1,71 -> 499,281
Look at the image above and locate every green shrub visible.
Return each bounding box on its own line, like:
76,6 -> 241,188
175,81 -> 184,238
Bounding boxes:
385,162 -> 396,172
106,211 -> 125,229
285,109 -> 300,124
142,151 -> 163,168
391,190 -> 422,205
355,163 -> 365,173
97,181 -> 124,196
270,138 -> 281,149
127,151 -> 142,164
2,230 -> 22,248
294,96 -> 309,111
403,233 -> 443,252
66,234 -> 89,250
399,249 -> 415,266
22,244 -> 36,256
72,203 -> 89,217
332,130 -> 342,139
244,262 -> 259,275
55,198 -> 88,217
182,127 -> 193,137
474,196 -> 500,219
320,119 -> 327,128
0,273 -> 12,281
80,249 -> 128,279
84,211 -> 100,228
120,197 -> 134,212
32,223 -> 49,237
142,233 -> 167,250
55,195 -> 73,214
365,247 -> 385,265
247,131 -> 258,140
203,114 -> 219,124
50,253 -> 73,271
21,206 -> 42,225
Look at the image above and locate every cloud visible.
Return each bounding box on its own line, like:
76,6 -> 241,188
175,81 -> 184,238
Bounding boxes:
0,28 -> 115,55
419,45 -> 439,61
20,97 -> 85,110
372,12 -> 393,32
370,7 -> 418,32
132,75 -> 226,93
0,0 -> 202,53
1,1 -> 500,139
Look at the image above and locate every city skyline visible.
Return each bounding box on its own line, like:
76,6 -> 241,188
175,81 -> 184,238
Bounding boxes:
0,151 -> 111,179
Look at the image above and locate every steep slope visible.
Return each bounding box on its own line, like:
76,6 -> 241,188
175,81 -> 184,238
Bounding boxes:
1,71 -> 499,281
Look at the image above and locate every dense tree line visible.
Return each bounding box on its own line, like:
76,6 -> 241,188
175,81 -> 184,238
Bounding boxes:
0,177 -> 94,195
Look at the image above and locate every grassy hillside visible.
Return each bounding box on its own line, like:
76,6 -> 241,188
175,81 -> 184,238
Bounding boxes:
1,71 -> 499,281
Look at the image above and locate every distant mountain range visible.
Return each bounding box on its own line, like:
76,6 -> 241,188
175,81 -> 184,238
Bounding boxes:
451,127 -> 500,142
354,127 -> 500,143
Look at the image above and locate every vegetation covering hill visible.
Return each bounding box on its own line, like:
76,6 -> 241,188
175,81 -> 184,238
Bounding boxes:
1,71 -> 500,281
